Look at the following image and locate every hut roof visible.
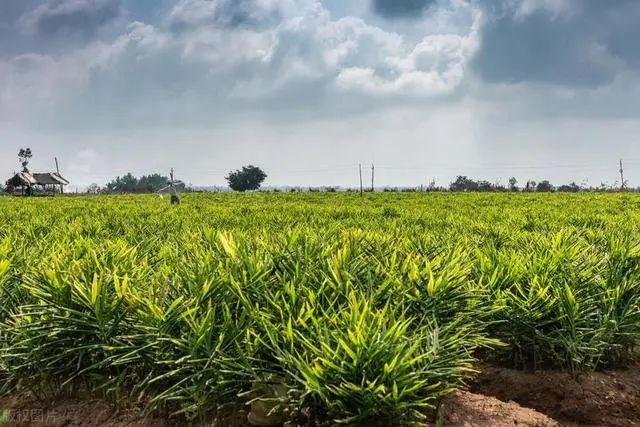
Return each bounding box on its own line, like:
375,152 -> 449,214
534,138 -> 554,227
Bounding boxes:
32,173 -> 69,185
6,172 -> 37,186
5,172 -> 69,186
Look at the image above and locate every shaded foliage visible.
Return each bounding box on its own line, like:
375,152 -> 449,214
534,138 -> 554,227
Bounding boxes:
103,173 -> 185,194
18,148 -> 32,173
536,180 -> 554,192
226,165 -> 267,192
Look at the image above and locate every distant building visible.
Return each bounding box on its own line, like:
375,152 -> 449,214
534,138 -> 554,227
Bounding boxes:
4,172 -> 70,196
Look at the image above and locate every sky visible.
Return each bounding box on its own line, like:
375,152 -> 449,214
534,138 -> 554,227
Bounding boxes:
2,0 -> 640,190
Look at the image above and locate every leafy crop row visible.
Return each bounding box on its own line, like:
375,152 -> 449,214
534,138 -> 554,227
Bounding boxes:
0,193 -> 639,425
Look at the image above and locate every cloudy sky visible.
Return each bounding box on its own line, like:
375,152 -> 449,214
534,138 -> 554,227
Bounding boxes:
2,0 -> 640,190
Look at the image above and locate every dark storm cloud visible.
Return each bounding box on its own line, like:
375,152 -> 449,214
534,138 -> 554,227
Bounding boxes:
23,0 -> 122,37
371,0 -> 437,19
0,0 -> 80,56
471,0 -> 640,87
214,0 -> 281,28
598,1 -> 640,69
168,0 -> 282,31
369,0 -> 640,87
472,7 -> 612,87
0,0 -> 39,24
0,0 -> 38,52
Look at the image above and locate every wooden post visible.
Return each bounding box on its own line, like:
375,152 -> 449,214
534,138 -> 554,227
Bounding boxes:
371,164 -> 375,192
359,164 -> 363,196
54,158 -> 65,194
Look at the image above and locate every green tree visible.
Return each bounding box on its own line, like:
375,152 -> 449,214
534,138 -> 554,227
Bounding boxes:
226,165 -> 267,192
449,176 -> 478,192
105,173 -> 138,193
18,148 -> 32,173
138,174 -> 174,193
103,173 -> 183,193
87,183 -> 101,194
557,182 -> 580,193
508,177 -> 518,192
536,180 -> 554,192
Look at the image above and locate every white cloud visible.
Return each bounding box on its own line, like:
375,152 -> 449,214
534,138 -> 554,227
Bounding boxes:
334,23 -> 481,97
1,0 -> 482,129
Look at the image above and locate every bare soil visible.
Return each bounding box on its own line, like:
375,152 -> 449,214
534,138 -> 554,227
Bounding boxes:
0,393 -> 558,427
0,395 -> 172,427
437,390 -> 558,427
1,362 -> 638,427
470,362 -> 640,427
0,392 -> 560,427
0,396 -> 253,427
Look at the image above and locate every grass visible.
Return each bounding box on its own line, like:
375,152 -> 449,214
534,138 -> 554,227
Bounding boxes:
0,192 -> 639,425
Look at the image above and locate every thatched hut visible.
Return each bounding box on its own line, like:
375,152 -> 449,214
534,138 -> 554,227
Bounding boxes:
5,172 -> 69,195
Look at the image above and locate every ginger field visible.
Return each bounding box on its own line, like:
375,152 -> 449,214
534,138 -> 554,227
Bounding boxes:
1,192 -> 639,426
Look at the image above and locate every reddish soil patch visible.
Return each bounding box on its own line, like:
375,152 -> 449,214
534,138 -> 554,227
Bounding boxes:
0,393 -> 558,427
437,390 -> 558,427
6,362 -> 638,427
0,396 -> 253,427
0,396 -> 174,427
470,363 -> 640,427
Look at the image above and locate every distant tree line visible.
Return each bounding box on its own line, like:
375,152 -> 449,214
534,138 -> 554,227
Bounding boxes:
447,176 -> 616,193
89,173 -> 187,194
82,170 -> 630,195
90,165 -> 269,194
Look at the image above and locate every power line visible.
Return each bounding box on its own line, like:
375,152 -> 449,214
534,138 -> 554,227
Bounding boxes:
60,158 -> 639,190
376,163 -> 621,171
81,159 -> 640,177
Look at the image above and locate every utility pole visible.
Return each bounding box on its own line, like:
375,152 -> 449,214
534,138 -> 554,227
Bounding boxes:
371,164 -> 375,192
359,164 -> 363,196
54,157 -> 63,195
619,159 -> 626,191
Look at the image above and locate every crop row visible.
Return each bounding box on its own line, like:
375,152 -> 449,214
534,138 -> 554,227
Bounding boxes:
0,193 -> 639,425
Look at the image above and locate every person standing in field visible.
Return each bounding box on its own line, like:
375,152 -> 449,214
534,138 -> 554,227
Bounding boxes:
158,169 -> 182,205
170,185 -> 180,205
